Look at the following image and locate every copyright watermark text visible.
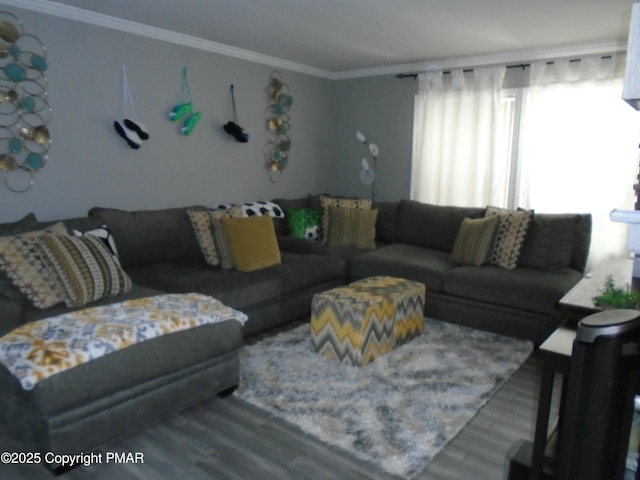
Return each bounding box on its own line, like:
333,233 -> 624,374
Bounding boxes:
1,451 -> 144,467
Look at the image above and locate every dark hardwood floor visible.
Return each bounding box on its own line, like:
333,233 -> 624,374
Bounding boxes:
0,321 -> 558,480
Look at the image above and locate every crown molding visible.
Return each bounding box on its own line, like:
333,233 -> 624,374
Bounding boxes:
5,0 -> 334,79
3,0 -> 628,81
332,41 -> 627,80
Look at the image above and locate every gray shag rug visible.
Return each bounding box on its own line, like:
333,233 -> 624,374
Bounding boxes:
234,318 -> 533,479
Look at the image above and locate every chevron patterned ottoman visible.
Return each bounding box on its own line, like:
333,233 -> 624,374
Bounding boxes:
310,276 -> 425,367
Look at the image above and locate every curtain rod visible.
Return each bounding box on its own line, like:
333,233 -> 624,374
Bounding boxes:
395,55 -> 614,79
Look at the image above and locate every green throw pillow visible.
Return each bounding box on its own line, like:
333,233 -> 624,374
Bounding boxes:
285,208 -> 322,240
449,216 -> 500,266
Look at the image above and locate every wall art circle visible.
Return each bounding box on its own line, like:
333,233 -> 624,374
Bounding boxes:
0,11 -> 50,193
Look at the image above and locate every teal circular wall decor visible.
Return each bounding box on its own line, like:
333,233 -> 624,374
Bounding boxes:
265,71 -> 293,183
0,11 -> 51,193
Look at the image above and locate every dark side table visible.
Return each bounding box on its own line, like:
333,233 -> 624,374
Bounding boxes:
558,258 -> 633,319
510,258 -> 634,480
529,326 -> 575,480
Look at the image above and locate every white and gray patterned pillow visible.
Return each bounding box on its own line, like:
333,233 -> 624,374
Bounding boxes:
0,222 -> 68,309
37,234 -> 132,308
73,224 -> 120,264
212,201 -> 285,218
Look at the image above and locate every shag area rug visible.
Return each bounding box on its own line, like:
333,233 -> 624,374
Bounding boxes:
234,318 -> 533,479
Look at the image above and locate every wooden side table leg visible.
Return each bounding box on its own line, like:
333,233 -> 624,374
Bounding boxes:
531,360 -> 555,480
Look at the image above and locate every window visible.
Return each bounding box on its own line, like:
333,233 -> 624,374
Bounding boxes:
412,56 -> 640,269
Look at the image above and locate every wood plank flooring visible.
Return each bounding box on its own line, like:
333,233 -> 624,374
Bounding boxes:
0,321 -> 559,480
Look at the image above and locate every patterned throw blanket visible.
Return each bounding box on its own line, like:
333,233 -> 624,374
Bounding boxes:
0,293 -> 248,391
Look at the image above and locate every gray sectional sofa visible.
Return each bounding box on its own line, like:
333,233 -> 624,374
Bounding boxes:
276,196 -> 591,344
0,203 -> 347,463
0,195 -> 591,462
348,199 -> 591,343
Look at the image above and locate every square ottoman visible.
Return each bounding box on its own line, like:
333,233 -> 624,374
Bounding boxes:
310,276 -> 425,367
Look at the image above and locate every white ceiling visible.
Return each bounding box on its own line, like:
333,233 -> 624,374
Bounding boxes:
12,0 -> 639,77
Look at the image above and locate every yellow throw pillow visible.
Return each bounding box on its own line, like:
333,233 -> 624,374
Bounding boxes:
221,216 -> 281,272
327,206 -> 378,250
449,216 -> 500,266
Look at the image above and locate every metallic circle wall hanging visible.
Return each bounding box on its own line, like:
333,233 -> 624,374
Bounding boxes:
0,11 -> 51,193
265,71 -> 293,183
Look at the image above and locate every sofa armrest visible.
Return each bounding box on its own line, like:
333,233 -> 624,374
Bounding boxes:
277,236 -> 328,255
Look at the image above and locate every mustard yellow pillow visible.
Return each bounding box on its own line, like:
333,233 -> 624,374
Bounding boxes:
221,216 -> 281,272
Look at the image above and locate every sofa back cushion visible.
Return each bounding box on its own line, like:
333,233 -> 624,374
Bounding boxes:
395,199 -> 485,252
517,213 -> 592,273
372,201 -> 399,244
571,214 -> 592,273
89,206 -> 205,268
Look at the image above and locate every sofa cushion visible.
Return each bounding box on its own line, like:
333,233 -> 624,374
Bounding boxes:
0,213 -> 39,303
571,214 -> 592,273
485,206 -> 533,269
395,199 -> 485,252
125,259 -> 282,310
272,197 -> 311,236
275,251 -> 347,295
443,265 -> 582,316
449,215 -> 500,266
0,213 -> 37,236
0,223 -> 68,309
187,210 -> 219,266
223,216 -> 281,272
0,318 -> 242,416
72,224 -> 121,263
209,206 -> 245,269
37,234 -> 133,307
518,213 -> 580,272
326,207 -> 378,250
285,208 -> 322,240
88,206 -> 206,268
373,201 -> 399,244
320,195 -> 372,243
0,296 -> 24,337
21,284 -> 163,323
349,243 -> 456,292
213,200 -> 285,218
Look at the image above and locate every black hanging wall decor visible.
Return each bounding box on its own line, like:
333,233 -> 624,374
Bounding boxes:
223,84 -> 249,143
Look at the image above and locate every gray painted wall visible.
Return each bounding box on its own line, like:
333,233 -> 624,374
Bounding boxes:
331,75 -> 417,201
1,7 -> 336,222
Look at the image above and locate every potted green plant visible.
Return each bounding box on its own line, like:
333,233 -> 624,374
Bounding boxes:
592,275 -> 640,310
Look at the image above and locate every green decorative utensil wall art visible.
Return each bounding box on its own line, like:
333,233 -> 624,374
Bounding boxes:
0,11 -> 51,192
169,67 -> 201,136
265,71 -> 293,183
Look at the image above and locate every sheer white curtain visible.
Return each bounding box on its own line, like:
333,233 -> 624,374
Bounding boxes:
516,56 -> 640,269
411,66 -> 510,207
